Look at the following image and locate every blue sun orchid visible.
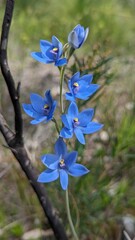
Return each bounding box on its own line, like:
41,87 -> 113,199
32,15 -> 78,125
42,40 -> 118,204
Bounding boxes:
31,36 -> 67,67
60,102 -> 103,144
65,72 -> 99,102
68,24 -> 89,49
38,137 -> 89,190
22,90 -> 57,124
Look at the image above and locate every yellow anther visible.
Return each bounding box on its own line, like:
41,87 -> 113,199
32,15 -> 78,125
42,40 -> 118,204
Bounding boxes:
53,47 -> 58,52
44,104 -> 49,109
74,118 -> 78,122
73,82 -> 79,87
60,159 -> 65,166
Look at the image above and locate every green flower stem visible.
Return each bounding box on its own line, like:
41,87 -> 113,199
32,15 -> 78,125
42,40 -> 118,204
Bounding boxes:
59,48 -> 78,239
60,66 -> 66,114
66,189 -> 79,240
68,47 -> 75,60
59,46 -> 75,114
52,118 -> 60,135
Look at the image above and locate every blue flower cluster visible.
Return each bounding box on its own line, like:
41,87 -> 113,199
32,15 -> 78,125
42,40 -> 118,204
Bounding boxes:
22,24 -> 103,190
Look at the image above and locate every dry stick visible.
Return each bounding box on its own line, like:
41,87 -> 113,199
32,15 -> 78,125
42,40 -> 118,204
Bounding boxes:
0,1 -> 68,239
0,0 -> 23,143
123,231 -> 132,240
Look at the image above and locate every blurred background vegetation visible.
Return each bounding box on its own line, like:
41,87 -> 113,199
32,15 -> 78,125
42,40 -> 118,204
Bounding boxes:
0,0 -> 135,239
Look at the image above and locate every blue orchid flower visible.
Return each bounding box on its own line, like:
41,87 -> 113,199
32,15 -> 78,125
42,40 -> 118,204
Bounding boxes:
65,72 -> 99,101
60,102 -> 103,144
31,36 -> 67,67
68,24 -> 89,49
22,90 -> 57,124
38,137 -> 89,190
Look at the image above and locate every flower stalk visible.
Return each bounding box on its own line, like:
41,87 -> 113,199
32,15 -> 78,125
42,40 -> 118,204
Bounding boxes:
60,66 -> 66,114
52,117 -> 60,135
66,189 -> 79,240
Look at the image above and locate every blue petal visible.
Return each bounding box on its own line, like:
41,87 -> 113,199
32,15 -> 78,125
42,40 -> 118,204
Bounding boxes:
65,92 -> 75,102
30,93 -> 44,113
75,92 -> 90,100
37,169 -> 59,183
40,40 -> 52,54
31,52 -> 54,63
44,90 -> 53,105
77,83 -> 99,95
68,102 -> 78,118
64,151 -> 78,167
74,24 -> 81,31
72,25 -> 89,48
60,127 -> 73,139
75,84 -> 99,99
79,74 -> 93,84
77,28 -> 85,46
30,116 -> 47,124
75,84 -> 99,100
55,58 -> 67,66
22,103 -> 32,116
48,101 -> 57,120
40,45 -> 52,60
78,109 -> 94,126
88,84 -> 99,91
59,169 -> 68,190
67,72 -> 80,97
54,137 -> 67,156
22,103 -> 39,118
68,163 -> 89,177
68,79 -> 74,95
83,27 -> 89,43
52,36 -> 63,57
61,114 -> 72,129
70,72 -> 80,84
45,48 -> 56,61
40,39 -> 52,47
68,31 -> 79,49
52,36 -> 62,48
86,84 -> 100,96
41,154 -> 59,169
82,122 -> 104,134
52,36 -> 59,46
76,79 -> 90,87
74,128 -> 85,144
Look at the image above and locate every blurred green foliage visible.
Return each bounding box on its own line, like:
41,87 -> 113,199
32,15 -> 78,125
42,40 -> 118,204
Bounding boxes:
1,0 -> 135,54
0,0 -> 135,239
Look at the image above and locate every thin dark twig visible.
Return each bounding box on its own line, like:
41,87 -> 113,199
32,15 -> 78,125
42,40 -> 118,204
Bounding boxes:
0,1 -> 68,239
16,81 -> 21,98
0,0 -> 23,143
